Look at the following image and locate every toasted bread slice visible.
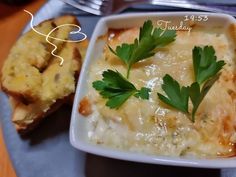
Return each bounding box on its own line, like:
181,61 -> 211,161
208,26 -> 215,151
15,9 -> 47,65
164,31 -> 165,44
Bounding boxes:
10,42 -> 82,133
0,15 -> 90,133
41,42 -> 82,102
1,15 -> 79,103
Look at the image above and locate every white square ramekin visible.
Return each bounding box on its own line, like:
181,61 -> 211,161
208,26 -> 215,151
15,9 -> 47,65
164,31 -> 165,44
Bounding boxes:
70,12 -> 236,168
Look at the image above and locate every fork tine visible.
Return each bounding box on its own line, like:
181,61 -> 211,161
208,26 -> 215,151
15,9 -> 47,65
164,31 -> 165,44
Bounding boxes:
79,0 -> 111,14
79,0 -> 107,6
61,0 -> 113,15
79,0 -> 101,10
61,0 -> 103,15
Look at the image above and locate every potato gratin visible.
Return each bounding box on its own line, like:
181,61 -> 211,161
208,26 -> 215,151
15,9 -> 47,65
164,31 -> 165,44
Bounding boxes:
81,22 -> 236,158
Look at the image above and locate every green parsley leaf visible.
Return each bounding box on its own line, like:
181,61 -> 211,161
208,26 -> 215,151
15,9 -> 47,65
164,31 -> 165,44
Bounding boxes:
193,46 -> 225,85
92,70 -> 151,109
157,46 -> 225,122
189,74 -> 219,122
157,74 -> 189,113
109,20 -> 176,78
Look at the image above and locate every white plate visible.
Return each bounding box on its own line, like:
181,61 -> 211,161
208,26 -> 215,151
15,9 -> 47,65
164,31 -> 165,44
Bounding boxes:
70,12 -> 236,168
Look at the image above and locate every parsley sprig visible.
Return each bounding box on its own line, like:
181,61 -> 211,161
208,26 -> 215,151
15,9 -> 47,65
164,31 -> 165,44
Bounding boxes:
157,74 -> 189,113
157,46 -> 225,122
193,46 -> 225,84
92,20 -> 175,109
189,74 -> 220,121
109,20 -> 176,78
92,70 -> 151,109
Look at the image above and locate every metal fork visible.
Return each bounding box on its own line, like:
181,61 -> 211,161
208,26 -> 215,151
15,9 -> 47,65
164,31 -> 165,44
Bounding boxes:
60,0 -> 236,16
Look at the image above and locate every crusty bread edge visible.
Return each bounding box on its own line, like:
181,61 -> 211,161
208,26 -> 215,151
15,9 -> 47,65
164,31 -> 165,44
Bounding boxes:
13,97 -> 68,134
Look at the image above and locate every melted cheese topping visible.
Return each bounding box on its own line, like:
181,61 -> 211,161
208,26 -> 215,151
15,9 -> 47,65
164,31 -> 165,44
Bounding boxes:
86,26 -> 236,158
